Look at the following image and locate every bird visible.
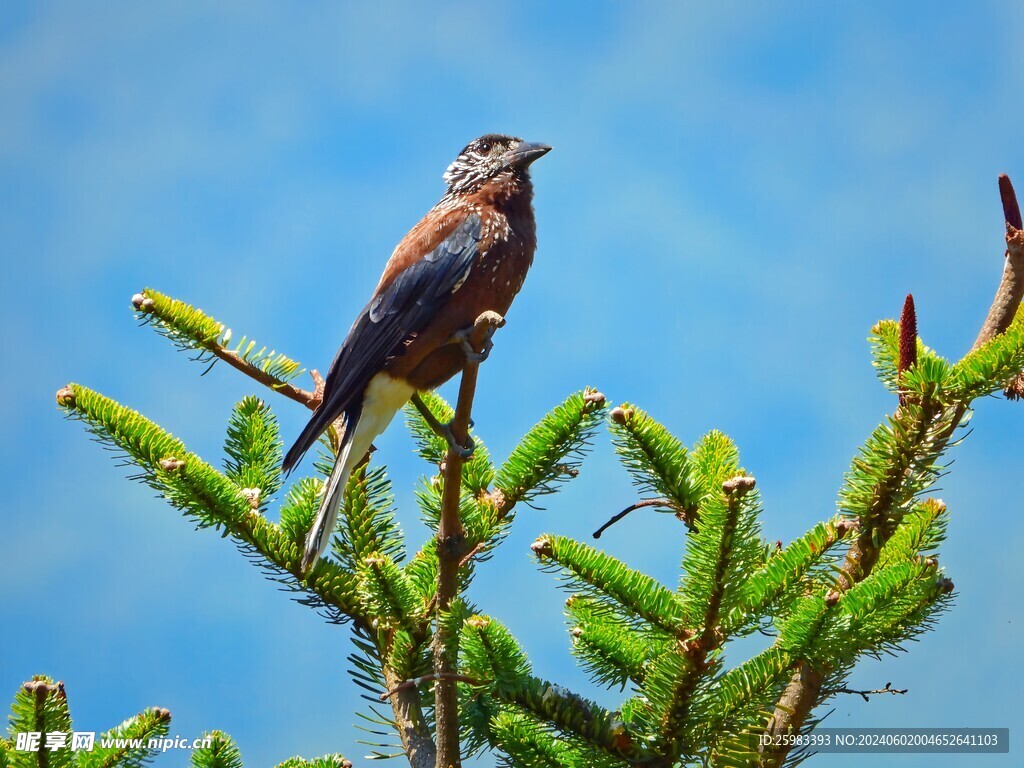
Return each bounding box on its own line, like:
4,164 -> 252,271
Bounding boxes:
282,134 -> 551,573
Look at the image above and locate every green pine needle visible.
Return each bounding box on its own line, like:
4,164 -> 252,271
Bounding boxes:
59,383 -> 361,621
135,288 -> 304,384
190,731 -> 243,768
79,708 -> 173,768
608,403 -> 698,515
223,396 -> 283,512
533,535 -> 686,634
494,389 -> 607,506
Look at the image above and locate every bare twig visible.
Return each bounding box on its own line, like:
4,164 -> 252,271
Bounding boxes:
592,498 -> 685,538
432,310 -> 504,768
201,343 -> 320,409
380,673 -> 484,701
761,173 -> 1024,768
835,682 -> 908,702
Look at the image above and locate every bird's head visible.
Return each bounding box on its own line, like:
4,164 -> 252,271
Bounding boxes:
442,134 -> 551,194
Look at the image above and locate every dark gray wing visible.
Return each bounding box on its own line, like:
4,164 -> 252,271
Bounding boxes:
282,213 -> 481,471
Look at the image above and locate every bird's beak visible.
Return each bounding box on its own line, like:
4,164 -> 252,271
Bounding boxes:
501,141 -> 552,169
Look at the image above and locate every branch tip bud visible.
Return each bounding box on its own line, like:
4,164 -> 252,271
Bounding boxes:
835,519 -> 860,539
530,536 -> 552,557
159,457 -> 185,472
56,385 -> 76,407
609,406 -> 632,425
722,475 -> 756,497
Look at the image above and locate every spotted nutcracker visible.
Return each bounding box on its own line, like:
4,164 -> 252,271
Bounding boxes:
283,134 -> 551,573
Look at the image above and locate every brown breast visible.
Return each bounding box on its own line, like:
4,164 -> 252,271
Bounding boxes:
386,175 -> 538,390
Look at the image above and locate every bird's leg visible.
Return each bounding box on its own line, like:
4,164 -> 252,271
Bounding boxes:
410,392 -> 475,458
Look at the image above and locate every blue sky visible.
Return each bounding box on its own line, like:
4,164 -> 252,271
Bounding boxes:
2,2 -> 1022,766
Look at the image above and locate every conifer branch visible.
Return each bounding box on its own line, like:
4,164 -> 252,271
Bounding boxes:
653,476 -> 757,760
760,173 -> 1024,768
132,288 -> 319,409
433,310 -> 504,768
191,730 -> 243,768
57,383 -> 362,621
460,615 -> 642,761
532,534 -> 687,634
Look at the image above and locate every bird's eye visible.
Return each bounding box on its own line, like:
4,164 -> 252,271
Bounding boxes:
478,142 -> 491,154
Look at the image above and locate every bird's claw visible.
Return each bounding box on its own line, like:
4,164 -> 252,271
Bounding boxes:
454,323 -> 498,364
440,421 -> 475,458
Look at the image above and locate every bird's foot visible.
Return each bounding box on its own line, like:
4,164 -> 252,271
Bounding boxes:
410,392 -> 475,458
452,312 -> 504,364
439,421 -> 475,458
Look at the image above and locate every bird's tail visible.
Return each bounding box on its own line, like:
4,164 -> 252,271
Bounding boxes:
300,427 -> 362,574
299,375 -> 414,574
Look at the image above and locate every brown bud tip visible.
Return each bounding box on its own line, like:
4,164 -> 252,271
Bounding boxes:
570,627 -> 583,638
1004,372 -> 1024,401
141,297 -> 155,311
999,174 -> 1023,231
341,761 -> 353,768
835,519 -> 860,538
467,615 -> 490,629
609,406 -> 632,425
530,536 -> 552,557
56,385 -> 76,407
131,293 -> 146,309
484,487 -> 506,510
24,680 -> 57,700
922,557 -> 938,570
152,707 -> 172,721
159,457 -> 185,472
241,488 -> 261,509
825,590 -> 842,606
774,540 -> 783,551
722,475 -> 756,497
584,390 -> 606,406
938,577 -> 955,594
